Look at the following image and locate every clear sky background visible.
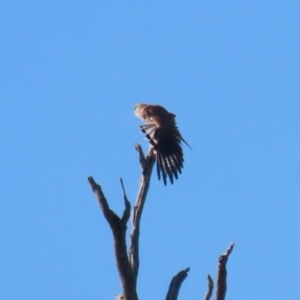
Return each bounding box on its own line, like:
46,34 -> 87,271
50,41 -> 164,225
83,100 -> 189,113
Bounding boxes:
1,1 -> 299,299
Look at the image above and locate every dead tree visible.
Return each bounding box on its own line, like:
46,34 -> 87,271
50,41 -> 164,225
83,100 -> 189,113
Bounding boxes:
88,145 -> 234,300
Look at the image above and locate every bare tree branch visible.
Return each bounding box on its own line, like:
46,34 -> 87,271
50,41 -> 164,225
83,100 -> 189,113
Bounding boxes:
165,267 -> 190,300
88,144 -> 235,300
120,178 -> 131,225
87,177 -> 138,300
129,145 -> 156,286
215,243 -> 235,300
135,143 -> 146,168
204,274 -> 214,300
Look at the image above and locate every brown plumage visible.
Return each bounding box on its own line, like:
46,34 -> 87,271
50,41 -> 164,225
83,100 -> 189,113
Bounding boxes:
134,103 -> 191,185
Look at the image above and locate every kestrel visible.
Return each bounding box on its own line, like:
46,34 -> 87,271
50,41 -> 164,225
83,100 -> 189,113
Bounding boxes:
135,103 -> 191,185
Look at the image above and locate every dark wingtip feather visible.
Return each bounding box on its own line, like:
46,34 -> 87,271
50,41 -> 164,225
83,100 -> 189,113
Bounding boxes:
165,160 -> 174,184
139,122 -> 188,186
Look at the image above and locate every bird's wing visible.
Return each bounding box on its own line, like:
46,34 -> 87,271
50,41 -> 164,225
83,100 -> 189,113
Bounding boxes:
135,104 -> 189,185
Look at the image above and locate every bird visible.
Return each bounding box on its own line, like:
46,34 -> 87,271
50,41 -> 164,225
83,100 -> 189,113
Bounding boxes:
134,103 -> 191,185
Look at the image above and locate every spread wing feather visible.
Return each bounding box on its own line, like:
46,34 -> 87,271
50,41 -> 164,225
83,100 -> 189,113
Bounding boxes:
136,104 -> 190,185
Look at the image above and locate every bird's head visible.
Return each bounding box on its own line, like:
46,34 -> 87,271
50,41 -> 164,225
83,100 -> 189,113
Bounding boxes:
134,103 -> 148,120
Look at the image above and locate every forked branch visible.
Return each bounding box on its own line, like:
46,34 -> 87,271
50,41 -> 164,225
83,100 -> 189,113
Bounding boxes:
202,243 -> 235,300
87,176 -> 137,300
88,144 -> 155,300
88,144 -> 235,300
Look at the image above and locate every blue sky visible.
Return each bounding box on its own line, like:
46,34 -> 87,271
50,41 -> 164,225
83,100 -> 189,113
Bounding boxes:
1,1 -> 299,299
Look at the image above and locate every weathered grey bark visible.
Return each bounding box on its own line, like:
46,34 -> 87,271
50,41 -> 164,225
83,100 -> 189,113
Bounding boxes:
203,244 -> 234,300
87,176 -> 137,300
215,243 -> 235,300
88,143 -> 235,300
129,144 -> 155,284
88,145 -> 155,300
165,268 -> 190,300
